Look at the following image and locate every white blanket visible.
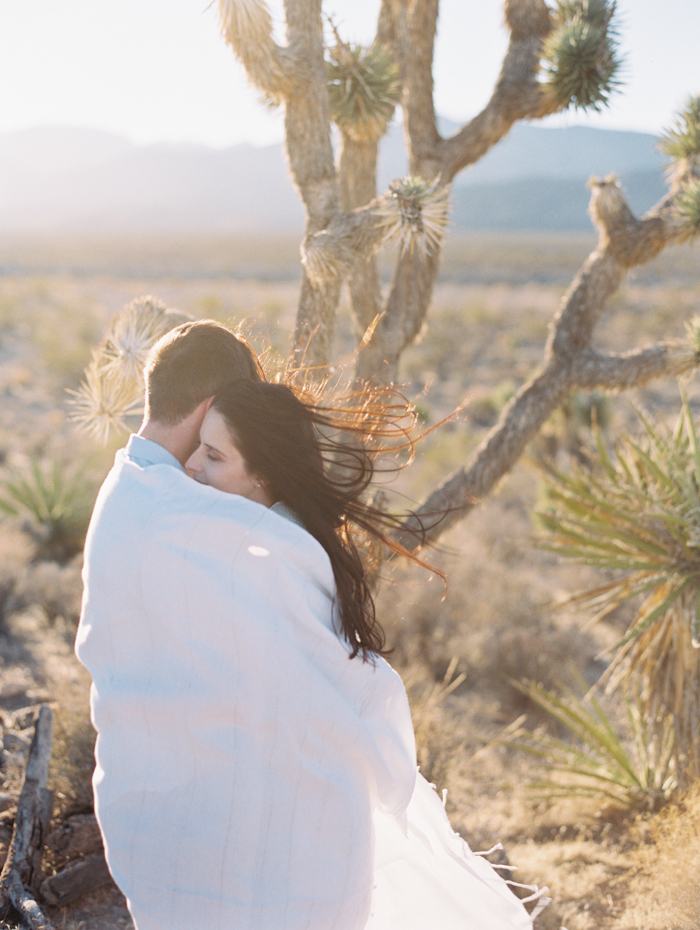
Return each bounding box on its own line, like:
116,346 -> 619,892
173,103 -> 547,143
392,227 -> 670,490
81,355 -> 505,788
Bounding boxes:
77,436 -> 534,930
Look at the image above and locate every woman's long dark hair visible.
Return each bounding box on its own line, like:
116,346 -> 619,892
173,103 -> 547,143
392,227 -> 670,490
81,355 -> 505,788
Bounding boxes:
212,380 -> 435,660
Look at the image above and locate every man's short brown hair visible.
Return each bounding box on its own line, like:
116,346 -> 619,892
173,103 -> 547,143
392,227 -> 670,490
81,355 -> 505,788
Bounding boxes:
144,320 -> 263,424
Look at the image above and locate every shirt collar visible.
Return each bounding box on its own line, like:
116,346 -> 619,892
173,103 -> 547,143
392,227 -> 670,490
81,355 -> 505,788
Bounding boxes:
125,434 -> 186,471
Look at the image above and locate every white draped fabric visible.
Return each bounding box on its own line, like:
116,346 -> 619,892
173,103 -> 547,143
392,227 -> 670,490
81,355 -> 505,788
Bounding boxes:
76,435 -> 535,930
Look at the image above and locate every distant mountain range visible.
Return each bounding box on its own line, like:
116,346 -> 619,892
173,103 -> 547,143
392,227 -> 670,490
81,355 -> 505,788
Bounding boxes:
0,121 -> 669,235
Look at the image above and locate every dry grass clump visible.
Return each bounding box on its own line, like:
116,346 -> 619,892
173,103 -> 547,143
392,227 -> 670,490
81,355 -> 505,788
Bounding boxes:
12,556 -> 84,626
49,678 -> 97,817
401,658 -> 467,789
616,785 -> 700,929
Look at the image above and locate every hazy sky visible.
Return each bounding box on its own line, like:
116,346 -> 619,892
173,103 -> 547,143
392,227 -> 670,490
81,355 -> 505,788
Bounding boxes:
2,0 -> 698,148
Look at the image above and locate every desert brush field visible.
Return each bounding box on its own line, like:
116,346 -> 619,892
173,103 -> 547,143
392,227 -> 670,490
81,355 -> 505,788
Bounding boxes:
0,231 -> 699,929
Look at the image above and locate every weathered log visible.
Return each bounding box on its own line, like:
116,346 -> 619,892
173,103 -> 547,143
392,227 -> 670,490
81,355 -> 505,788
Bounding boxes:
0,705 -> 55,930
40,854 -> 111,908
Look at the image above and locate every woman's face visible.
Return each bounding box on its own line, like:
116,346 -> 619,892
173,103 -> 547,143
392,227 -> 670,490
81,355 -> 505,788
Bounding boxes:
185,408 -> 273,506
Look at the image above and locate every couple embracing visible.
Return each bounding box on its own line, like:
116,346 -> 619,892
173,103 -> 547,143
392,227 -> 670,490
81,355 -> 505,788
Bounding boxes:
76,319 -> 540,930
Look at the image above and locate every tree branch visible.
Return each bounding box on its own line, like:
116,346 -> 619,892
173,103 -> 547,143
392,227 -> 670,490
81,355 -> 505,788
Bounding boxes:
440,0 -> 554,181
337,136 -> 384,333
356,245 -> 441,384
572,344 -> 700,391
353,0 -> 554,389
395,359 -> 573,548
300,200 -> 395,289
0,706 -> 55,930
395,172 -> 700,549
217,0 -> 299,102
392,0 -> 441,175
279,0 -> 341,369
589,175 -> 700,265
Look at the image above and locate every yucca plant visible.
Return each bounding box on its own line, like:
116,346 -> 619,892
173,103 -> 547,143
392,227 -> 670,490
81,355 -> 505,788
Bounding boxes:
503,679 -> 676,810
537,382 -> 700,785
0,458 -> 96,561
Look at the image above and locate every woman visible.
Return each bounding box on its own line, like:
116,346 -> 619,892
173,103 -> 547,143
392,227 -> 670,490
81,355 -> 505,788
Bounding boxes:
184,380 -> 543,930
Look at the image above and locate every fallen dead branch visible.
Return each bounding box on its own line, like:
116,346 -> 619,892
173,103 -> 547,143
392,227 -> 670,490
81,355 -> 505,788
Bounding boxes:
0,705 -> 55,930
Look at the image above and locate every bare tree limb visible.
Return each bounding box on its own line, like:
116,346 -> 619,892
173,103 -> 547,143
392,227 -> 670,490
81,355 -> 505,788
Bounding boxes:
0,706 -> 55,930
395,360 -> 573,548
301,202 -> 393,287
395,174 -> 700,550
573,345 -> 699,391
356,246 -> 441,384
440,0 -> 554,181
392,0 -> 441,175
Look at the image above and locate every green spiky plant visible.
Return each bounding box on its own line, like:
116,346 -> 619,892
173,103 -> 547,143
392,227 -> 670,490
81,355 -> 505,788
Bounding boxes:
537,366 -> 700,785
0,458 -> 96,561
541,0 -> 622,111
503,679 -> 676,810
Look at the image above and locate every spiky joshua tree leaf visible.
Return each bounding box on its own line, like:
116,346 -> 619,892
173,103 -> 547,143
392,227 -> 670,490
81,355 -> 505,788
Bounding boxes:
68,355 -> 144,444
541,0 -> 622,111
674,178 -> 700,237
327,41 -> 400,143
377,177 -> 450,256
659,95 -> 700,161
68,296 -> 174,442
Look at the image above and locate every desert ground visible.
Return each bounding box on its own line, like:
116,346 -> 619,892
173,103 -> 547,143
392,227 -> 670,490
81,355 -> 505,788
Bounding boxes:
0,230 -> 699,929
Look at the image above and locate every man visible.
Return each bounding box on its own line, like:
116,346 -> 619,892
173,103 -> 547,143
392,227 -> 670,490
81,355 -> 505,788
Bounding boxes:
75,319 -> 417,930
134,319 -> 264,466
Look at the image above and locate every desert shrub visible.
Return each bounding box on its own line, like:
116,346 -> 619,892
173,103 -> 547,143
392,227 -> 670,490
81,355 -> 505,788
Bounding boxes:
50,695 -> 97,817
616,784 -> 700,929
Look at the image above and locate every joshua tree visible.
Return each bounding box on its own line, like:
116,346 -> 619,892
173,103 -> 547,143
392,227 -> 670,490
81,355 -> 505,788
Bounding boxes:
212,0 -> 700,545
76,1 -> 700,548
